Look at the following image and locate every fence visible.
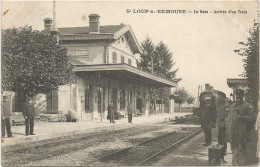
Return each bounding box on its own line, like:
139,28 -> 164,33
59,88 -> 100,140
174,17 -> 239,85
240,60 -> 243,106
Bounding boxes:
174,106 -> 195,113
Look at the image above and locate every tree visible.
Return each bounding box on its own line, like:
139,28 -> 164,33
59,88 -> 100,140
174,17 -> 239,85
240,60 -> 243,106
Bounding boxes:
137,36 -> 155,73
174,87 -> 189,112
234,21 -> 259,108
154,41 -> 180,82
2,26 -> 74,100
137,37 -> 181,114
187,96 -> 195,106
137,37 -> 181,82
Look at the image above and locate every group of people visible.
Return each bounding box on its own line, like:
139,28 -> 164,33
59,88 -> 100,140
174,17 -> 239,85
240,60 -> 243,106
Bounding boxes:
107,101 -> 133,124
1,95 -> 35,138
198,89 -> 257,166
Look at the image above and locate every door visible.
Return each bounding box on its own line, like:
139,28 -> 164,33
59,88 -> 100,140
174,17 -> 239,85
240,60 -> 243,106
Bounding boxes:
111,88 -> 117,110
85,85 -> 92,119
97,86 -> 102,113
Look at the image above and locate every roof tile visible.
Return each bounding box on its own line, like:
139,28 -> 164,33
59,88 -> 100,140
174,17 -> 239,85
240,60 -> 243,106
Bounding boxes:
58,25 -> 125,35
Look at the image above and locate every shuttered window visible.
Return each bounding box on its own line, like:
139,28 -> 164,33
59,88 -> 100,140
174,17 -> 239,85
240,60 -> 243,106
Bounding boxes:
112,52 -> 117,63
46,89 -> 58,113
128,58 -> 132,66
121,55 -> 125,63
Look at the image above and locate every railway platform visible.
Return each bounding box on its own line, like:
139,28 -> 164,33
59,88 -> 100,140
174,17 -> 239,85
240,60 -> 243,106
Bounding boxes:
152,128 -> 233,166
1,113 -> 190,147
153,128 -> 259,166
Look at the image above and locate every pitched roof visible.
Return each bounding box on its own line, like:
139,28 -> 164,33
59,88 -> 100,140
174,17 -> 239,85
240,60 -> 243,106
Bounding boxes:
58,25 -> 125,35
58,24 -> 143,54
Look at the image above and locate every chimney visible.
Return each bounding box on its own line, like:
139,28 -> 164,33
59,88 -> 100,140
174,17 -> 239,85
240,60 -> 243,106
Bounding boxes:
51,0 -> 58,33
44,18 -> 53,32
205,84 -> 210,91
209,86 -> 214,91
88,14 -> 100,33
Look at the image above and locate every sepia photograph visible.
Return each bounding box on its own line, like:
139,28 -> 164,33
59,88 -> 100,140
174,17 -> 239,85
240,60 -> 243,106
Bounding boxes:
1,0 -> 259,166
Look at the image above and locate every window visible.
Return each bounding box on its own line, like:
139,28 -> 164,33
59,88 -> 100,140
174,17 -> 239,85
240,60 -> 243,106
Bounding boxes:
112,52 -> 117,63
128,58 -> 132,65
120,89 -> 125,110
121,37 -> 125,43
47,89 -> 58,112
121,55 -> 125,63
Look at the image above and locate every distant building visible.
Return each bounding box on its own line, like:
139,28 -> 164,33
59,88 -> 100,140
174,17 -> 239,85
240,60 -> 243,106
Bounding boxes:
45,14 -> 177,121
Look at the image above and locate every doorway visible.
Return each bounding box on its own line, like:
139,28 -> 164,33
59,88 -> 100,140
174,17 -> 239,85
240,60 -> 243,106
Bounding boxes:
111,88 -> 118,110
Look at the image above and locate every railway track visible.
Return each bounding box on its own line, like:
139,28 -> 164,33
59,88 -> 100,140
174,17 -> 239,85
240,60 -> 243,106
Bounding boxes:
87,118 -> 201,166
88,128 -> 202,166
2,116 -> 201,166
2,125 -> 163,166
136,129 -> 202,166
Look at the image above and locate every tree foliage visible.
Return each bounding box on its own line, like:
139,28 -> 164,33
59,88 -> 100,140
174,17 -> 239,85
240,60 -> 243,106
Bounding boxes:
174,87 -> 189,107
137,36 -> 181,107
154,41 -> 179,81
234,21 -> 259,107
137,36 -> 154,72
1,26 -> 74,97
187,96 -> 195,105
138,36 -> 181,82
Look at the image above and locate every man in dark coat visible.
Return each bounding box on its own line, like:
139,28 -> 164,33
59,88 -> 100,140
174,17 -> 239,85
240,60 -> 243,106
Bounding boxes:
107,101 -> 115,124
127,103 -> 133,123
200,96 -> 216,146
1,94 -> 12,138
216,94 -> 228,153
226,89 -> 254,166
23,96 -> 35,136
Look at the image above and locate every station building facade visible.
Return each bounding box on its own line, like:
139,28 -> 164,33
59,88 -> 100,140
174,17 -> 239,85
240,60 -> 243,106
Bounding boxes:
45,14 -> 177,121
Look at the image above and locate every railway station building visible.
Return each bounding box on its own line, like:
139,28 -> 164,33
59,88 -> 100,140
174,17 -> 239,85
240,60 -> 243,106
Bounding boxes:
45,14 -> 177,121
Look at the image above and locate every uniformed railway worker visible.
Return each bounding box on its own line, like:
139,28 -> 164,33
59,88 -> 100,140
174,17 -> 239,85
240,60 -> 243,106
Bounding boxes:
107,101 -> 115,124
23,96 -> 35,136
226,89 -> 254,166
1,94 -> 13,138
127,103 -> 133,123
201,96 -> 216,146
216,93 -> 228,153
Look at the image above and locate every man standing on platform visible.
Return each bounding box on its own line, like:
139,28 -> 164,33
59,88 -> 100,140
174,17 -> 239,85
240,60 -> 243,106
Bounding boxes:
216,93 -> 228,153
226,89 -> 254,166
127,103 -> 133,123
1,94 -> 13,138
201,96 -> 216,146
108,101 -> 115,124
23,96 -> 35,136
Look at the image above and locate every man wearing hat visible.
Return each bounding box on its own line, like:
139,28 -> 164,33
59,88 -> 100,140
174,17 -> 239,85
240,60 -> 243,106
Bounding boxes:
216,93 -> 228,154
200,95 -> 216,146
1,94 -> 13,138
226,89 -> 254,166
107,101 -> 115,124
23,96 -> 35,136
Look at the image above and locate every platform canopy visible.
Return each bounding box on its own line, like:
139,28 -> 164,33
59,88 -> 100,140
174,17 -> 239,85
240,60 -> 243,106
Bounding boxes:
227,78 -> 247,88
73,64 -> 177,87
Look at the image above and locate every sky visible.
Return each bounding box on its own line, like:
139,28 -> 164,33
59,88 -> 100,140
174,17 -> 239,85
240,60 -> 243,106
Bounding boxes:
2,0 -> 259,100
